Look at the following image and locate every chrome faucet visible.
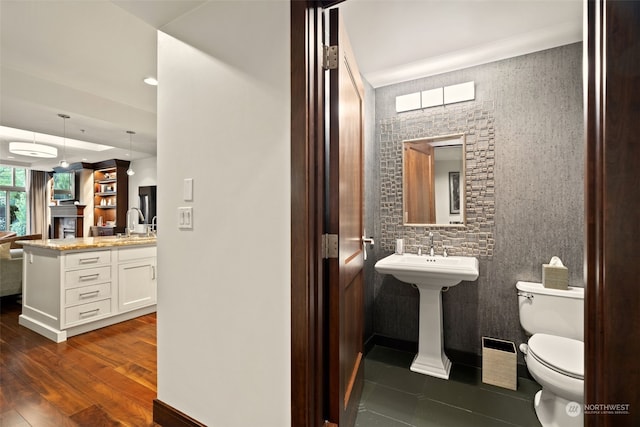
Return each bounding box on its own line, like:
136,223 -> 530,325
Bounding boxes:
151,216 -> 158,235
126,207 -> 145,237
428,231 -> 434,257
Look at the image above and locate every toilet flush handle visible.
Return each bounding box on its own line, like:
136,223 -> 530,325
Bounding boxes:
517,291 -> 534,300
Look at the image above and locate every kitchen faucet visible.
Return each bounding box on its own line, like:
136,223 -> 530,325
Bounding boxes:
126,207 -> 145,237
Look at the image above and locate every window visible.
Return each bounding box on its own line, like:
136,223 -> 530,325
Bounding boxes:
0,166 -> 28,235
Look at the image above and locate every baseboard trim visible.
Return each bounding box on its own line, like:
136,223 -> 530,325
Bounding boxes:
364,334 -> 417,355
153,399 -> 206,427
365,334 -> 533,380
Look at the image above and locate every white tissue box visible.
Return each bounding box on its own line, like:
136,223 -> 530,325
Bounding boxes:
542,264 -> 568,290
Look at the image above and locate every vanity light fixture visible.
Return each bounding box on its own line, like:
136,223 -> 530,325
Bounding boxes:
9,132 -> 58,158
443,81 -> 475,104
58,113 -> 70,168
126,130 -> 135,176
395,81 -> 475,113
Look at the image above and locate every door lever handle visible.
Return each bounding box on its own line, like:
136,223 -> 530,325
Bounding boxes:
362,235 -> 374,261
362,237 -> 374,246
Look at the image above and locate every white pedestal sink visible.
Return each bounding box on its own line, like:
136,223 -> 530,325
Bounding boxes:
374,253 -> 479,379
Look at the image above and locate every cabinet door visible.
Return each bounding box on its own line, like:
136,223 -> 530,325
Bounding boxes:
118,258 -> 156,312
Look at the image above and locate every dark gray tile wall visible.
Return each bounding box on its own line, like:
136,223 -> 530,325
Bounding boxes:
364,43 -> 584,358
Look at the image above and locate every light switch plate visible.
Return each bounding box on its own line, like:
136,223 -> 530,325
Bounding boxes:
183,178 -> 193,201
178,207 -> 193,229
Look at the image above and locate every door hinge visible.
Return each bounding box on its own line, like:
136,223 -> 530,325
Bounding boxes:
323,45 -> 338,70
322,234 -> 338,259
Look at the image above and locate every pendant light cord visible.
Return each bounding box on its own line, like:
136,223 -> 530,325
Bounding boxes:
126,130 -> 136,176
58,113 -> 70,167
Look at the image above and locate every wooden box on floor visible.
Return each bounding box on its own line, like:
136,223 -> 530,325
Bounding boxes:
482,337 -> 517,390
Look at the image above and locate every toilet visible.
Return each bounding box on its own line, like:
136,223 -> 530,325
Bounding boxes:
516,281 -> 584,427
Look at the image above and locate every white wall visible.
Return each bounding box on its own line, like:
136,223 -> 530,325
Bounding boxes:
434,159 -> 462,224
156,2 -> 290,425
127,156 -> 157,212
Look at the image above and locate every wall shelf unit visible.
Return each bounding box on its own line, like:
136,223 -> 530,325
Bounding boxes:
93,159 -> 129,234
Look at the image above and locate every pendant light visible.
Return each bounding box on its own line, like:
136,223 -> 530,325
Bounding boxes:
9,133 -> 58,158
58,113 -> 70,168
126,130 -> 135,176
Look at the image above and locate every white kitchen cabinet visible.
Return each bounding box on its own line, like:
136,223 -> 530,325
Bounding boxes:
118,256 -> 156,312
64,253 -> 113,327
19,239 -> 157,342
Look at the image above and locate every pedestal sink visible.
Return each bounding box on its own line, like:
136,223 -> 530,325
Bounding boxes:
375,253 -> 479,379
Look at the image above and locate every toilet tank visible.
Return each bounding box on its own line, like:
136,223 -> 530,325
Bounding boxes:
517,281 -> 584,341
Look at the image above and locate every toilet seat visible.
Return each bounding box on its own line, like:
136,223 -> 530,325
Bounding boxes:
528,333 -> 583,380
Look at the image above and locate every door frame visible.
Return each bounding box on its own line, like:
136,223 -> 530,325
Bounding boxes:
291,2 -> 348,426
290,2 -> 327,426
584,1 -> 640,425
291,1 -> 640,426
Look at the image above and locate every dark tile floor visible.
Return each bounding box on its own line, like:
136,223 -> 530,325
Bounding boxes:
356,346 -> 542,427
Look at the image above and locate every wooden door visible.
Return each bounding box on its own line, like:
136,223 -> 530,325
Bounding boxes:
326,8 -> 364,427
404,145 -> 435,223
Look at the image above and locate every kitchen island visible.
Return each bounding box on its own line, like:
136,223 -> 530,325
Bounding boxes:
19,236 -> 157,342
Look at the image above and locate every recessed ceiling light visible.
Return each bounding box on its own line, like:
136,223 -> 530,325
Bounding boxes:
143,77 -> 158,86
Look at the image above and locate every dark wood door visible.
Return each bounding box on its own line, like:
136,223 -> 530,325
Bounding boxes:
404,144 -> 435,223
326,8 -> 365,427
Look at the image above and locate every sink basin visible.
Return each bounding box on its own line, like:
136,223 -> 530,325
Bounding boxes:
375,253 -> 479,379
374,253 -> 479,288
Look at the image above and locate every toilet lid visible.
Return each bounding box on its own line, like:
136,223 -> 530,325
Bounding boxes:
528,333 -> 584,380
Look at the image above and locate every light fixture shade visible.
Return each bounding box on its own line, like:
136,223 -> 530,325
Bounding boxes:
126,167 -> 135,176
9,141 -> 58,158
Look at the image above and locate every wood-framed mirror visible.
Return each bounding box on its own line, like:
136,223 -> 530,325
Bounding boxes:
402,133 -> 466,226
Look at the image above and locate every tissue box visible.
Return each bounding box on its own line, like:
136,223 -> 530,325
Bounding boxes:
542,264 -> 568,290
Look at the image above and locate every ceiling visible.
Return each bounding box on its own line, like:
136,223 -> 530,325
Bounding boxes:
0,0 -> 582,171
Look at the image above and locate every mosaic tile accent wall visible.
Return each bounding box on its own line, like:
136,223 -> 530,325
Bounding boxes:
379,100 -> 496,258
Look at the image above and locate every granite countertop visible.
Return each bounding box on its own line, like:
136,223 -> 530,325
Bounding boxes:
18,236 -> 157,251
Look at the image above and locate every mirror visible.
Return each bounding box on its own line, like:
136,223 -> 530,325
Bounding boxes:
403,134 -> 465,226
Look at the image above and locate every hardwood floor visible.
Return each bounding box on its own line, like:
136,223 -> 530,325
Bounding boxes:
0,296 -> 159,427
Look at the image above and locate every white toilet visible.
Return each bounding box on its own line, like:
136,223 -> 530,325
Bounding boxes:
516,281 -> 584,427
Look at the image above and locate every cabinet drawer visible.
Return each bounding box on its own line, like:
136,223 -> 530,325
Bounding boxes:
118,246 -> 156,262
65,282 -> 111,306
65,299 -> 111,325
65,250 -> 111,269
65,266 -> 111,288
